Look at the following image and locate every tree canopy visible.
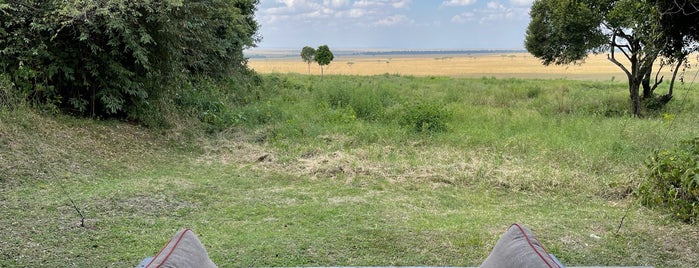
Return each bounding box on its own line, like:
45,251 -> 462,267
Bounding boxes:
0,0 -> 260,120
525,0 -> 698,116
314,45 -> 334,77
301,46 -> 316,74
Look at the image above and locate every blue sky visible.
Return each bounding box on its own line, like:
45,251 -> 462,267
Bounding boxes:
254,0 -> 534,49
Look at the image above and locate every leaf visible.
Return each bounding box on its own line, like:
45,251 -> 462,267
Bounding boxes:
140,32 -> 153,44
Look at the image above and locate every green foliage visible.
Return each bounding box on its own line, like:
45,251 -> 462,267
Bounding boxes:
399,101 -> 451,133
323,85 -> 352,109
525,0 -> 607,65
525,0 -> 697,116
173,74 -> 272,132
314,45 -> 334,77
314,45 -> 334,66
0,0 -> 260,122
301,46 -> 316,74
652,0 -> 699,58
301,46 -> 316,64
639,137 -> 699,223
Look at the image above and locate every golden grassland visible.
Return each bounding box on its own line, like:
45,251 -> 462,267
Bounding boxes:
248,52 -> 678,81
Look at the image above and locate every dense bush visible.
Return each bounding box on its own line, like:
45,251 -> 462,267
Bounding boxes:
399,101 -> 451,133
0,0 -> 259,122
639,137 -> 699,223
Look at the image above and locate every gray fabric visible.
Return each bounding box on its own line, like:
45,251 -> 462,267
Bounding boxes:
480,223 -> 560,268
146,229 -> 217,268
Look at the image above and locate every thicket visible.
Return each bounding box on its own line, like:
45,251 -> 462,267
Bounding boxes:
640,137 -> 699,223
0,0 -> 259,124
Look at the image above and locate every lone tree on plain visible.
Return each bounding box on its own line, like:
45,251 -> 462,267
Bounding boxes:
300,46 -> 316,74
314,45 -> 334,78
525,0 -> 698,116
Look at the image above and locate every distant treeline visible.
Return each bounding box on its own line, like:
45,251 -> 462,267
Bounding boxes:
245,49 -> 527,59
353,50 -> 526,56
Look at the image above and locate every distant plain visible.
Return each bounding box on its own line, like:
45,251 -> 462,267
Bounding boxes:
247,50 -> 676,80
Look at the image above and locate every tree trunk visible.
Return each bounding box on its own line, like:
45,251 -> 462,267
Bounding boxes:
641,72 -> 652,99
628,77 -> 642,117
667,57 -> 684,97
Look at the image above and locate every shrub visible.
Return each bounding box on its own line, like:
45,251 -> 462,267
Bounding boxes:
639,137 -> 699,223
0,0 -> 260,122
399,101 -> 451,133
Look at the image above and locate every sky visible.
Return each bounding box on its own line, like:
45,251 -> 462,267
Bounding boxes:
254,0 -> 535,50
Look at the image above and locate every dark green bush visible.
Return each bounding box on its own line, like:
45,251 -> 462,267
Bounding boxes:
0,0 -> 259,123
639,137 -> 699,223
399,102 -> 451,133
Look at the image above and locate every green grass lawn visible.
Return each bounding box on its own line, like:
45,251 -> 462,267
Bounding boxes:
2,74 -> 699,267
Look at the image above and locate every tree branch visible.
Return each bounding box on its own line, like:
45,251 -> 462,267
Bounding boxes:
651,61 -> 664,92
609,33 -> 632,78
668,55 -> 686,96
611,33 -> 633,62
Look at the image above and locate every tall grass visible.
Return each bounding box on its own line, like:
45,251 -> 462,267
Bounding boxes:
231,74 -> 697,190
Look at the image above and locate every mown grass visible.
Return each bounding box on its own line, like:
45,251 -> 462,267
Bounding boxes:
2,73 -> 699,267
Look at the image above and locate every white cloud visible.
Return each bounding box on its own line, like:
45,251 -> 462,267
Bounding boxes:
336,8 -> 366,18
353,0 -> 410,8
324,0 -> 350,8
451,12 -> 475,23
449,1 -> 530,24
486,1 -> 505,9
261,0 -> 412,27
278,0 -> 319,10
375,14 -> 410,26
392,0 -> 411,8
509,0 -> 533,6
441,0 -> 477,7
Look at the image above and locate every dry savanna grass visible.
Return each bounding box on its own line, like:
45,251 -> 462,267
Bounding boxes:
249,52 -> 678,80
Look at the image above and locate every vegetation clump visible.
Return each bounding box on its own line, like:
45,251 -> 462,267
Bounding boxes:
525,0 -> 699,116
640,137 -> 699,223
0,0 -> 260,124
399,101 -> 451,133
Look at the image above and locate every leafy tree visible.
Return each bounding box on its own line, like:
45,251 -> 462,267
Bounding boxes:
300,46 -> 316,74
0,0 -> 260,122
314,45 -> 334,78
525,0 -> 695,116
649,0 -> 699,102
